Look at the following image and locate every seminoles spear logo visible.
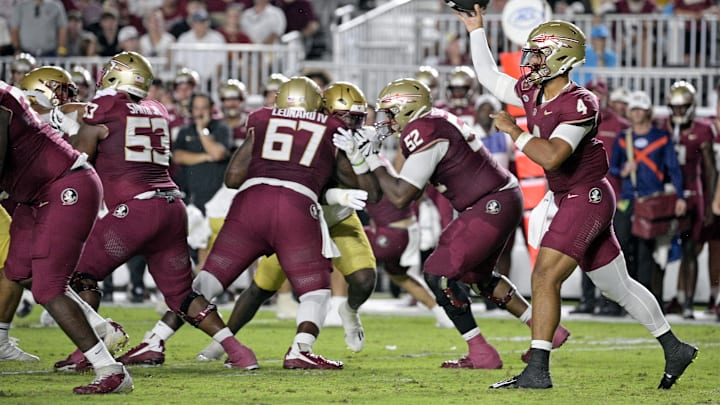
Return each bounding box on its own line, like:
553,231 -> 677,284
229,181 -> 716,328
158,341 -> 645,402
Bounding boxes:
379,93 -> 421,105
531,34 -> 580,49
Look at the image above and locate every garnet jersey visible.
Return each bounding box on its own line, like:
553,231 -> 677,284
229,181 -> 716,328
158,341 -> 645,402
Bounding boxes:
245,107 -> 343,197
516,78 -> 608,193
398,108 -> 514,212
662,117 -> 716,194
0,81 -> 80,203
365,196 -> 414,227
83,89 -> 177,208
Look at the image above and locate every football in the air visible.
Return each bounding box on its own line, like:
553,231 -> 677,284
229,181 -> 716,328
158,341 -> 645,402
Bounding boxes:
444,0 -> 490,13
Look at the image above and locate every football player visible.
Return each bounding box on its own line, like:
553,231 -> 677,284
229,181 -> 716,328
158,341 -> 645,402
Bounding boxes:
196,82 -> 380,361
70,65 -> 96,102
54,51 -> 258,372
191,76 -> 379,369
459,6 -> 697,389
218,78 -> 249,150
9,52 -> 36,86
438,65 -> 478,125
662,81 -> 717,319
335,78 -> 570,370
0,79 -> 133,394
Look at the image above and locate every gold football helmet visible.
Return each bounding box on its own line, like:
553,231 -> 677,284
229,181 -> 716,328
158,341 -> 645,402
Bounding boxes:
263,73 -> 289,94
98,51 -> 154,99
323,81 -> 368,129
376,78 -> 432,138
20,66 -> 78,108
521,20 -> 586,85
275,76 -> 323,112
70,65 -> 92,86
668,80 -> 696,126
447,66 -> 476,107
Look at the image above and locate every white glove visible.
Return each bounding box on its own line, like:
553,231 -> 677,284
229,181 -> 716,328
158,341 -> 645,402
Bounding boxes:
333,127 -> 369,174
324,188 -> 368,210
357,126 -> 383,171
49,107 -> 80,136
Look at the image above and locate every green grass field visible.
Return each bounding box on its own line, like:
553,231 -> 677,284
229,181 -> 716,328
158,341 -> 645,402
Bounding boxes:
1,302 -> 718,404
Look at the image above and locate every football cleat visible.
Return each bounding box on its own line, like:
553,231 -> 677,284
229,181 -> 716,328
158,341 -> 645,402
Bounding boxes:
490,365 -> 552,389
658,342 -> 698,389
101,319 -> 130,355
283,348 -> 344,370
521,324 -> 570,363
54,348 -> 92,372
196,340 -> 225,361
73,365 -> 134,395
441,343 -> 503,369
338,301 -> 364,352
0,338 -> 40,362
223,343 -> 259,370
115,340 -> 165,366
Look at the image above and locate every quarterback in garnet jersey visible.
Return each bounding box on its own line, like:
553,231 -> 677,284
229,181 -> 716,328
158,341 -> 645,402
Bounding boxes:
0,81 -> 134,394
462,8 -> 696,389
69,51 -> 259,372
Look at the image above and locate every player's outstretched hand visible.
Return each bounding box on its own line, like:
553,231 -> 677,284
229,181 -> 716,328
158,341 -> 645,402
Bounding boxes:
325,188 -> 369,210
455,4 -> 486,33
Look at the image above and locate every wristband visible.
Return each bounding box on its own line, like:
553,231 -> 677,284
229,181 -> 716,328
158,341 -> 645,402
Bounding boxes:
514,132 -> 533,151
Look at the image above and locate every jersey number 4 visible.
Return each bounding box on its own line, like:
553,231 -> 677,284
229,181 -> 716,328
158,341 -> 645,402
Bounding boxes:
262,118 -> 325,166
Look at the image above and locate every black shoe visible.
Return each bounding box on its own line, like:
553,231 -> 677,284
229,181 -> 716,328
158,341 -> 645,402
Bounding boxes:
490,365 -> 552,389
570,302 -> 594,314
663,297 -> 682,315
658,342 -> 698,389
596,300 -> 624,317
129,286 -> 145,303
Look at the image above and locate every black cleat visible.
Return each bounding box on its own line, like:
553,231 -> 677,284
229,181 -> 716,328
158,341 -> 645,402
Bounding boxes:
658,342 -> 698,389
490,366 -> 552,389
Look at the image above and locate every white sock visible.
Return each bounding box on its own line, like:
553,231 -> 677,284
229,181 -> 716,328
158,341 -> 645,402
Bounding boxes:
297,289 -> 331,328
65,288 -> 106,333
461,327 -> 481,341
84,341 -> 117,369
0,322 -> 9,343
212,328 -> 233,343
292,332 -> 316,353
147,320 -> 175,344
587,254 -> 670,337
531,340 -> 552,351
519,307 -> 532,324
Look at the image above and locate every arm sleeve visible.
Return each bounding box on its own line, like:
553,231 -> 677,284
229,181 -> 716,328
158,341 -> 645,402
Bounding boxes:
548,123 -> 592,152
469,28 -> 523,107
397,141 -> 449,189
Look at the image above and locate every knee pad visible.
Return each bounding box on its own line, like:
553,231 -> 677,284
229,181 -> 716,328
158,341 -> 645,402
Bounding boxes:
69,272 -> 101,295
192,271 -> 224,301
470,271 -> 516,310
424,273 -> 471,313
178,291 -> 218,327
297,289 -> 331,329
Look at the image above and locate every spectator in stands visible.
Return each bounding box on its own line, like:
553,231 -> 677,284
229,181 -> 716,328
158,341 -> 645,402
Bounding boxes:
10,0 -> 68,56
574,23 -> 617,86
175,9 -> 226,89
66,9 -> 92,56
139,8 -> 175,59
599,0 -> 660,67
240,0 -> 286,44
117,25 -> 140,52
217,4 -> 252,44
90,6 -> 121,57
276,0 -> 319,55
439,33 -> 471,67
170,0 -> 209,39
126,0 -> 163,20
160,0 -> 185,33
